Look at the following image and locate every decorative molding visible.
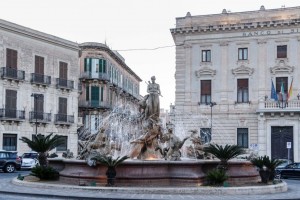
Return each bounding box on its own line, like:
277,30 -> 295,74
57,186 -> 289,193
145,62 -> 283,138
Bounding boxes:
270,59 -> 294,75
195,67 -> 216,78
232,65 -> 254,76
199,61 -> 213,67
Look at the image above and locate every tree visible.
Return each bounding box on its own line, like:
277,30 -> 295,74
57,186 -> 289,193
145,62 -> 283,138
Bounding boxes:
204,144 -> 245,170
91,155 -> 129,186
20,133 -> 64,167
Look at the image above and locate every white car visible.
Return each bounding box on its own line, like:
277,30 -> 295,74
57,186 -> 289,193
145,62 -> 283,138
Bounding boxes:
21,152 -> 39,169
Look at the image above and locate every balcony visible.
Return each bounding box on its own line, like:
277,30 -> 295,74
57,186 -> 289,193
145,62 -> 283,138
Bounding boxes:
80,72 -> 110,82
56,78 -> 74,90
54,114 -> 74,125
31,73 -> 51,86
0,108 -> 25,121
1,67 -> 25,81
29,111 -> 51,123
79,100 -> 111,110
257,100 -> 300,114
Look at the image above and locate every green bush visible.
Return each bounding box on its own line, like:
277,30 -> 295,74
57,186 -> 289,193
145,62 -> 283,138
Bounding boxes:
30,166 -> 59,180
206,168 -> 228,186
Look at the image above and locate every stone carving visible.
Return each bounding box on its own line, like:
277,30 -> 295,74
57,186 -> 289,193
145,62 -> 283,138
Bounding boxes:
156,123 -> 189,161
145,76 -> 161,121
186,130 -> 212,159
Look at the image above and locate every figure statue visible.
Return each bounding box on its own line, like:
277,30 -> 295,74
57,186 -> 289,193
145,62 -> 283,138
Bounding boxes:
145,76 -> 161,120
186,130 -> 213,159
157,123 -> 189,161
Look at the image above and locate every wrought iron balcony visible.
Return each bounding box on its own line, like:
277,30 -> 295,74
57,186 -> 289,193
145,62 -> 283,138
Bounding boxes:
78,100 -> 111,109
29,111 -> 51,123
56,78 -> 74,90
54,114 -> 74,124
0,108 -> 25,120
1,67 -> 25,81
80,72 -> 110,82
31,73 -> 51,86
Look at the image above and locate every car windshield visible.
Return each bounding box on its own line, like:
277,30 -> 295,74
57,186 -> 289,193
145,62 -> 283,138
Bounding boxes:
23,153 -> 37,159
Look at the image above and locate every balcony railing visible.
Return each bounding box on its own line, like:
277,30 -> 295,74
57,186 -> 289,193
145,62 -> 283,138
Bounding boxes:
54,114 -> 74,124
80,72 -> 110,82
1,67 -> 25,81
31,73 -> 51,85
56,78 -> 74,90
257,100 -> 300,113
29,111 -> 51,123
78,100 -> 111,109
0,108 -> 25,120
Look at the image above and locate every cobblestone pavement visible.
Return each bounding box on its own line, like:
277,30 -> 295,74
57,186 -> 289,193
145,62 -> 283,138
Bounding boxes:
1,171 -> 300,200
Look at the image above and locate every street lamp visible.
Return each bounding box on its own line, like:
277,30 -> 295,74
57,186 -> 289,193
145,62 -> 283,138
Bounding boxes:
31,93 -> 43,135
207,101 -> 217,142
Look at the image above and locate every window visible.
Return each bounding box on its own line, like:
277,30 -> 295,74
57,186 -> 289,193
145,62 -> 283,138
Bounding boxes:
200,80 -> 211,104
237,79 -> 249,103
35,56 -> 44,74
58,97 -> 67,114
200,128 -> 211,143
277,45 -> 287,58
86,86 -> 90,101
59,62 -> 68,79
3,134 -> 17,151
56,136 -> 67,151
33,94 -> 44,119
202,50 -> 211,62
91,86 -> 99,106
6,48 -> 17,69
276,77 -> 288,100
237,128 -> 248,148
6,90 -> 17,118
238,48 -> 248,60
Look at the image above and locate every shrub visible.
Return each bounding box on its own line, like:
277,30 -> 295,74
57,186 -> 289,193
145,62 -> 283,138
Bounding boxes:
206,168 -> 228,186
31,166 -> 59,180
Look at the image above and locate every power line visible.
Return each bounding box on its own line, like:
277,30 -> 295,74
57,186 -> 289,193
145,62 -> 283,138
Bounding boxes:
115,44 -> 183,51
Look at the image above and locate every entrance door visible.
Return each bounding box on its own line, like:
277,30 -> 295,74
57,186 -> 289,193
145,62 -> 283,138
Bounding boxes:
271,126 -> 293,161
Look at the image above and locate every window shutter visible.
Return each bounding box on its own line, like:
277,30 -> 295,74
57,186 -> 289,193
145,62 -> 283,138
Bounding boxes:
237,79 -> 248,88
59,62 -> 68,79
84,58 -> 87,72
86,86 -> 90,101
59,97 -> 67,114
6,90 -> 17,109
201,80 -> 211,95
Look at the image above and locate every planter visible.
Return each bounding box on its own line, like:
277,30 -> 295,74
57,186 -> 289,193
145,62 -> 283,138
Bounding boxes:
259,170 -> 270,183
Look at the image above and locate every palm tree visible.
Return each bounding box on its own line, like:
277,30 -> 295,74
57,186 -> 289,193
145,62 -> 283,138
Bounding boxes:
204,144 -> 245,170
20,133 -> 64,167
91,155 -> 129,186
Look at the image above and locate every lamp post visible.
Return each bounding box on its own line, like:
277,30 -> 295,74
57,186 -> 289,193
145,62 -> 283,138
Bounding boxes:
207,101 -> 217,142
31,93 -> 43,135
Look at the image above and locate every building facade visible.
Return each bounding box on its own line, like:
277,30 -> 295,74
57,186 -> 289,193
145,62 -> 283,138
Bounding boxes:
78,43 -> 142,135
171,6 -> 300,161
0,19 -> 80,155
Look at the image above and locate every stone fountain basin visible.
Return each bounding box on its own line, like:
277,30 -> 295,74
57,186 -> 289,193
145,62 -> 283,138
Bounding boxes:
49,158 -> 260,186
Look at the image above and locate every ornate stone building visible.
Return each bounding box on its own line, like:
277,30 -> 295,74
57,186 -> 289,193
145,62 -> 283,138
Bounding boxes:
171,6 -> 300,161
78,43 -> 142,134
0,19 -> 80,155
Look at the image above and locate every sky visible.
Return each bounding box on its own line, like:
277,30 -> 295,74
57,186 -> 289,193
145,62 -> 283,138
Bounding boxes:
1,0 -> 300,110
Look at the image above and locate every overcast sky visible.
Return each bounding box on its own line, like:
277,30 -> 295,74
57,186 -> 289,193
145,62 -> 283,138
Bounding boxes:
1,0 -> 299,110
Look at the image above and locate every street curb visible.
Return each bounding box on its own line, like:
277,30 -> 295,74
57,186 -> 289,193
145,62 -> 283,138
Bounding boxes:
11,177 -> 288,195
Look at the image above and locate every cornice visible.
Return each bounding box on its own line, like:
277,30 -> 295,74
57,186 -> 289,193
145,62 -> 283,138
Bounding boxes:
270,59 -> 294,75
232,65 -> 254,76
195,67 -> 216,78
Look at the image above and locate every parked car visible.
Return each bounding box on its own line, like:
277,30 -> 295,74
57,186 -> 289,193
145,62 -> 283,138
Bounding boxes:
0,150 -> 22,173
275,159 -> 293,174
278,162 -> 300,179
21,152 -> 39,169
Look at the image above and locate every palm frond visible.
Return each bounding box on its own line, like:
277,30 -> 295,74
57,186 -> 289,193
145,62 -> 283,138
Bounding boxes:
204,144 -> 245,162
91,155 -> 129,167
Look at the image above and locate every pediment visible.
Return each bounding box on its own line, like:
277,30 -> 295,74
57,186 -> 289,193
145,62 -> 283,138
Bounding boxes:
195,67 -> 216,78
270,60 -> 294,75
232,65 -> 254,76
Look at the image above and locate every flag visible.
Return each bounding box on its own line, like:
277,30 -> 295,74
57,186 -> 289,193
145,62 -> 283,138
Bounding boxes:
271,79 -> 278,100
288,78 -> 293,100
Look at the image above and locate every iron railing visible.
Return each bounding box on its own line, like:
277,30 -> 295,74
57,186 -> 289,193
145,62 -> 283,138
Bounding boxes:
1,67 -> 25,81
0,108 -> 25,120
29,111 -> 51,123
31,73 -> 51,85
56,78 -> 74,90
54,114 -> 74,124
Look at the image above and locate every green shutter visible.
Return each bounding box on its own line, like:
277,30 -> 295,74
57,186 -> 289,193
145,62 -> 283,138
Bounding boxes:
103,60 -> 106,73
91,86 -> 99,101
86,86 -> 89,101
100,87 -> 104,102
84,58 -> 87,72
89,58 -> 92,72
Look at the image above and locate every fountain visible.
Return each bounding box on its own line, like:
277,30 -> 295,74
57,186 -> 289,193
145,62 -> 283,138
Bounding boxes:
49,76 -> 259,186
